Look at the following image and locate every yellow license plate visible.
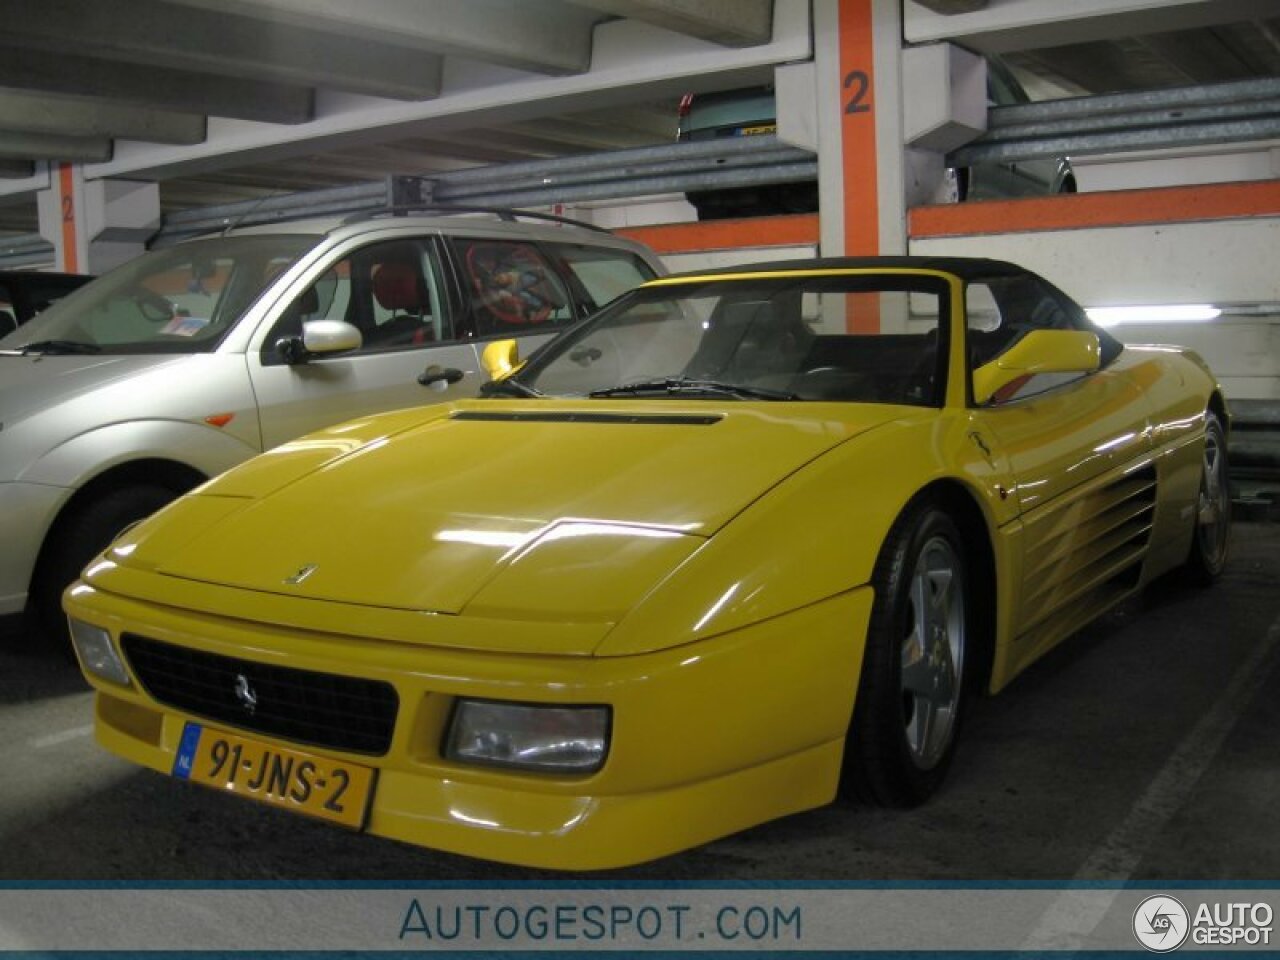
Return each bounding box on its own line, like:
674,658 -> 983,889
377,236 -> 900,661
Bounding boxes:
172,722 -> 375,829
737,123 -> 777,136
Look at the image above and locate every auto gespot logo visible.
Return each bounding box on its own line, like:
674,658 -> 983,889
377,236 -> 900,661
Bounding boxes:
1133,895 -> 1274,952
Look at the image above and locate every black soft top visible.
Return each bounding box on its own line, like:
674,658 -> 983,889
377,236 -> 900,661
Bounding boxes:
657,256 -> 1031,283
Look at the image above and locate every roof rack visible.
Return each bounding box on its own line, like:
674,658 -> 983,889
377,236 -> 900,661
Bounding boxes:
340,203 -> 609,233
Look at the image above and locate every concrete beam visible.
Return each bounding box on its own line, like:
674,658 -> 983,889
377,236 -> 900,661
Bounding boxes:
905,0 -> 1277,53
0,44 -> 314,124
161,0 -> 599,75
0,0 -> 444,100
0,91 -> 205,144
567,0 -> 773,47
0,133 -> 113,163
0,0 -> 811,197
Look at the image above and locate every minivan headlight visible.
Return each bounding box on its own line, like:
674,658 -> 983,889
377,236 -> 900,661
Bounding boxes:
445,700 -> 609,773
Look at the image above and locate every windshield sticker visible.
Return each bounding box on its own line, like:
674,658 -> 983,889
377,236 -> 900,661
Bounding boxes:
160,316 -> 211,337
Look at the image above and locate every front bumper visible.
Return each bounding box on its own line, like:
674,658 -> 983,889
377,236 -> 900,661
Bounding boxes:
66,581 -> 873,870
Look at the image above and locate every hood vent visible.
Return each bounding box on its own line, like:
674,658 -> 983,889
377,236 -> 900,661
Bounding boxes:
451,410 -> 723,426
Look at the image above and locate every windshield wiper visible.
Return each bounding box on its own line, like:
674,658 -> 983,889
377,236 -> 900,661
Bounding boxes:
589,377 -> 799,401
479,377 -> 542,398
13,340 -> 102,356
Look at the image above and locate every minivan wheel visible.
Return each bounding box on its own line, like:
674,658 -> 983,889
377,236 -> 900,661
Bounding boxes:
34,484 -> 176,652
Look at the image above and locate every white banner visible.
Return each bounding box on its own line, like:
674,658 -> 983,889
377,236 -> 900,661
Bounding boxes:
0,887 -> 1274,953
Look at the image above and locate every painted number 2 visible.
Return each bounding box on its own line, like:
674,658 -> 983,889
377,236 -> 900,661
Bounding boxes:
844,70 -> 871,115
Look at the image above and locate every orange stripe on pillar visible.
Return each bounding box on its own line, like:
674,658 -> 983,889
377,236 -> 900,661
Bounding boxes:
59,163 -> 80,275
839,0 -> 879,332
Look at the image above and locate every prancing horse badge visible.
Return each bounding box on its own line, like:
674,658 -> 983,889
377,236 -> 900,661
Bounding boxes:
284,563 -> 318,585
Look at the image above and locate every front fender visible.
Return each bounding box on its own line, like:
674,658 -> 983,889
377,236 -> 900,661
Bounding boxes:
17,419 -> 261,490
598,411 -> 1006,656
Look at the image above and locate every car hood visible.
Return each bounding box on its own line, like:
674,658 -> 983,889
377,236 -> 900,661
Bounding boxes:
0,354 -> 185,424
116,400 -> 902,627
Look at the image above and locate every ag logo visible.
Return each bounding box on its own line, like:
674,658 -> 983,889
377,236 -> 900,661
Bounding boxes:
1133,895 -> 1190,952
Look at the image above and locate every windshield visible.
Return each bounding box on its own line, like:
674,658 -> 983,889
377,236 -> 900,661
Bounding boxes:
514,275 -> 950,405
0,234 -> 320,355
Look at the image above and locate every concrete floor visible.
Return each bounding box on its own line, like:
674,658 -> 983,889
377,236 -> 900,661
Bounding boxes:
1,519 -> 1277,882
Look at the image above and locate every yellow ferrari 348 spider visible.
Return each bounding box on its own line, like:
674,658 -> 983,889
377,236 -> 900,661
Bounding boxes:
66,258 -> 1230,869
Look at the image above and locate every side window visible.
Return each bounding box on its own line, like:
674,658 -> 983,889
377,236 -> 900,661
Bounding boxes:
450,238 -> 573,336
967,276 -> 1089,404
797,288 -> 944,405
263,239 -> 450,362
364,242 -> 449,349
546,244 -> 657,313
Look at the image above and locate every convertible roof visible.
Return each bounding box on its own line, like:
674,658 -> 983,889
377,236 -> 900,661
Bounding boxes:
654,256 -> 1030,283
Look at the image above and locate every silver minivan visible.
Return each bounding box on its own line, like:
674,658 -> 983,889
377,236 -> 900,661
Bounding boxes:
0,210 -> 663,641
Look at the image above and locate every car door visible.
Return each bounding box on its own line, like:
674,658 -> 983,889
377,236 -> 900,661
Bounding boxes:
965,275 -> 1154,660
248,235 -> 480,449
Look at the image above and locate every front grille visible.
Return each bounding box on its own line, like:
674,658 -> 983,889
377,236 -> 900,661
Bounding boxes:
122,634 -> 398,756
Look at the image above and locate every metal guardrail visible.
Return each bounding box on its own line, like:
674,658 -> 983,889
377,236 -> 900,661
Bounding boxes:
951,77 -> 1280,167
150,135 -> 816,246
155,180 -> 391,246
0,232 -> 55,269
2,77 -> 1279,264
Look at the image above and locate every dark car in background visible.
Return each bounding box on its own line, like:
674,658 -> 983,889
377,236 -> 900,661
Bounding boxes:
677,58 -> 1075,219
0,270 -> 94,335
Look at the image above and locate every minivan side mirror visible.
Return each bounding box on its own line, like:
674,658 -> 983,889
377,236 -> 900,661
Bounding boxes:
277,320 -> 363,365
972,329 -> 1100,405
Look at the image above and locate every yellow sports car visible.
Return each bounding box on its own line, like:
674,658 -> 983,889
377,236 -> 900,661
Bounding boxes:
66,258 -> 1230,869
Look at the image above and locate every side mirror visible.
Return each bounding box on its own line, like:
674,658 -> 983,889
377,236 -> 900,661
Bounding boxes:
972,329 -> 1100,405
481,338 -> 521,380
277,320 -> 362,365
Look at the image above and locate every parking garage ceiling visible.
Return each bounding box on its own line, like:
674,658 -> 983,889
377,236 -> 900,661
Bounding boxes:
0,0 -> 1278,233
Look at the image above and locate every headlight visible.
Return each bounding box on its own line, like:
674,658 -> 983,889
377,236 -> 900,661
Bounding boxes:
445,699 -> 610,773
69,618 -> 131,686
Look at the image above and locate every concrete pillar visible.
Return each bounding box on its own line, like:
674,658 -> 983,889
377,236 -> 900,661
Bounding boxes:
902,42 -> 987,206
813,0 -> 907,331
37,164 -> 160,274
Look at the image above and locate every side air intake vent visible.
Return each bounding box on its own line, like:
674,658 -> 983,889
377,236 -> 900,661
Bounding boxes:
1018,463 -> 1158,648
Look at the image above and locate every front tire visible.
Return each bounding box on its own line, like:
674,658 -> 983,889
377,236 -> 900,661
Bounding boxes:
33,484 -> 176,650
1182,411 -> 1230,585
842,502 -> 969,806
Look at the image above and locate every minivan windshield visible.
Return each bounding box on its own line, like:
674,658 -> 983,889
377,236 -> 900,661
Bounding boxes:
0,234 -> 319,355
